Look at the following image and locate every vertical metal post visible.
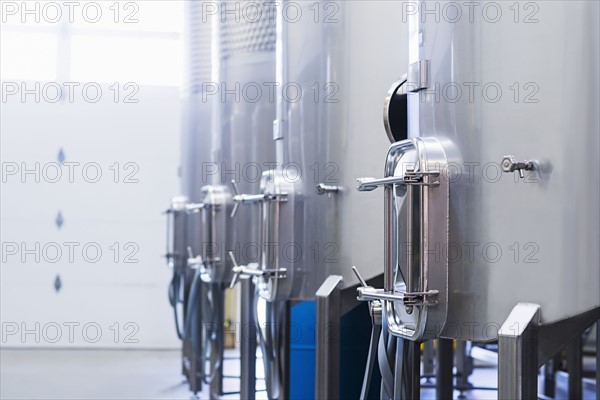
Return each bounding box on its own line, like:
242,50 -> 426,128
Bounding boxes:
384,184 -> 394,292
240,279 -> 257,400
407,341 -> 421,400
436,339 -> 454,399
315,276 -> 343,399
281,301 -> 291,400
566,334 -> 582,399
596,321 -> 600,400
209,285 -> 225,399
405,183 -> 414,297
542,356 -> 559,398
455,341 -> 472,390
422,340 -> 435,380
498,303 -> 540,400
393,337 -> 403,400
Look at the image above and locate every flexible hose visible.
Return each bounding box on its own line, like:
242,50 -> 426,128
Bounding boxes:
168,270 -> 186,340
359,313 -> 409,400
184,268 -> 202,352
396,338 -> 406,399
256,298 -> 283,400
183,270 -> 225,389
201,283 -> 224,385
359,323 -> 382,400
378,315 -> 398,400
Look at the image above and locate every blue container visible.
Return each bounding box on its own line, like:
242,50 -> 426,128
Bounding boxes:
287,300 -> 380,399
289,301 -> 316,400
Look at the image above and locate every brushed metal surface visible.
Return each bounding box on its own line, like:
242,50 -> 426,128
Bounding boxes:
193,9 -> 277,284
261,0 -> 408,301
407,1 -> 600,340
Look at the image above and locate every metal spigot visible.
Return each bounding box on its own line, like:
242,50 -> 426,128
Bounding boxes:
501,155 -> 536,178
353,266 -> 382,326
230,180 -> 268,218
185,203 -> 205,214
230,181 -> 240,218
228,252 -> 264,288
228,251 -> 286,289
229,252 -> 242,288
230,180 -> 289,217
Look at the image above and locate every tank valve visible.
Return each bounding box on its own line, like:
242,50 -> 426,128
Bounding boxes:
228,252 -> 286,289
187,247 -> 204,270
501,155 -> 536,178
353,266 -> 382,326
316,183 -> 341,195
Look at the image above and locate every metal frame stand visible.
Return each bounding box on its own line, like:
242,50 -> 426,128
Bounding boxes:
542,355 -> 560,398
455,340 -> 473,392
315,275 -> 343,399
498,303 -> 541,399
422,340 -> 435,382
240,279 -> 257,400
282,301 -> 291,400
407,341 -> 421,400
566,333 -> 583,399
499,303 -> 600,399
597,321 -> 600,400
436,339 -> 454,400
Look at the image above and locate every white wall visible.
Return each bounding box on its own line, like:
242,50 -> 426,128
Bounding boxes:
1,83 -> 182,349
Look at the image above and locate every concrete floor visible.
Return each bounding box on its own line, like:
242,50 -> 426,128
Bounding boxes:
0,348 -> 496,400
0,348 -> 266,400
1,349 -> 199,399
0,348 -> 595,399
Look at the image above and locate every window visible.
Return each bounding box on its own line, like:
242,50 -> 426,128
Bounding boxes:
0,1 -> 183,86
1,31 -> 58,81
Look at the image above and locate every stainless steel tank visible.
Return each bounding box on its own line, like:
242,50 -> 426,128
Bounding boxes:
224,3 -> 407,398
204,3 -> 278,398
198,0 -> 277,286
199,3 -> 277,398
232,0 -> 407,303
164,0 -> 215,394
357,0 -> 599,344
168,1 -> 277,396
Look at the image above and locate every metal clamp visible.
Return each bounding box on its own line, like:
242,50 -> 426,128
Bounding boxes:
357,286 -> 440,307
163,199 -> 203,265
164,196 -> 189,269
228,252 -> 287,289
230,180 -> 287,218
353,267 -> 382,326
356,169 -> 440,192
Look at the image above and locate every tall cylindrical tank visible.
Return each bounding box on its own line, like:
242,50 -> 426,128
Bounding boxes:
358,1 -> 600,343
181,1 -> 215,273
252,0 -> 407,303
226,3 -> 408,398
173,1 -> 277,395
413,0 -> 599,341
167,0 -> 216,393
198,0 -> 277,285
